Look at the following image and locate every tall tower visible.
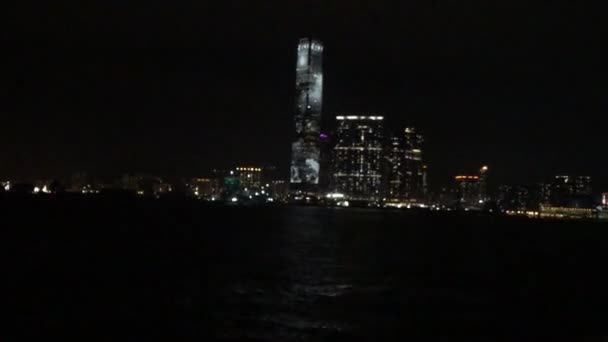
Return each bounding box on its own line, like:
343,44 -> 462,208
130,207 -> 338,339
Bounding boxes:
386,135 -> 405,200
385,127 -> 425,202
403,127 -> 425,200
332,115 -> 384,201
290,38 -> 324,191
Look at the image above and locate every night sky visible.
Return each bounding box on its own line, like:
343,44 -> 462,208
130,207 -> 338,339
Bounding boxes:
3,1 -> 606,190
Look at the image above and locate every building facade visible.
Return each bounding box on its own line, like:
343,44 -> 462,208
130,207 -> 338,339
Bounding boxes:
385,127 -> 426,202
235,167 -> 262,190
403,127 -> 425,200
455,175 -> 481,208
498,184 -> 530,211
332,116 -> 384,201
386,135 -> 405,200
541,175 -> 592,205
290,38 -> 324,190
573,176 -> 592,196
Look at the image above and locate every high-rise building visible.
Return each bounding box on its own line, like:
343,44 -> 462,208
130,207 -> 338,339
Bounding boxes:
319,132 -> 333,192
455,175 -> 481,208
539,182 -> 552,204
542,175 -> 592,205
270,180 -> 289,202
385,127 -> 426,202
498,185 -> 530,211
573,176 -> 592,196
290,38 -> 324,190
386,135 -> 405,200
403,127 -> 425,200
235,167 -> 262,190
422,165 -> 429,196
332,115 -> 384,201
538,175 -> 595,219
453,165 -> 489,207
553,175 -> 573,203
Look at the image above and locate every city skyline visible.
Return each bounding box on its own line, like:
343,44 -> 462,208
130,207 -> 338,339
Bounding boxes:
4,1 -> 606,190
7,4 -> 608,341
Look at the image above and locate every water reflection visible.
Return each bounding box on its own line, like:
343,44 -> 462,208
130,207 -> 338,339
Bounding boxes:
199,206 -> 608,341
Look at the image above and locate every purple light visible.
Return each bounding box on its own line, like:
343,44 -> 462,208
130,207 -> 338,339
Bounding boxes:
320,133 -> 329,140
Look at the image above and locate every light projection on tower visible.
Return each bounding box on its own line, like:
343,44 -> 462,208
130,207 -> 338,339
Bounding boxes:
290,38 -> 324,186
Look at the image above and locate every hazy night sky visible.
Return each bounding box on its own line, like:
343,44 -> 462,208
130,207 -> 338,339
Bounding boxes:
3,1 -> 606,190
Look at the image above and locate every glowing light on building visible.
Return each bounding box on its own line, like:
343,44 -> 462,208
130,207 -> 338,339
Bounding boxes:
455,176 -> 480,180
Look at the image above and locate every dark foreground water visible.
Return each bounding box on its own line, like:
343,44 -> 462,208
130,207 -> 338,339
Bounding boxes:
5,197 -> 608,341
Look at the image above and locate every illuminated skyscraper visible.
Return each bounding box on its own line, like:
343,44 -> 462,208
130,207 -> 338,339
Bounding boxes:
386,127 -> 426,201
332,115 -> 384,201
290,38 -> 324,190
386,135 -> 405,200
403,127 -> 425,200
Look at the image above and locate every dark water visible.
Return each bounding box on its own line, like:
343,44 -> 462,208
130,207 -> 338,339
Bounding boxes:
6,198 -> 608,341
